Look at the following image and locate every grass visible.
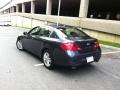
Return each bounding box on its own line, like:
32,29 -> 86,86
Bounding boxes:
99,40 -> 120,48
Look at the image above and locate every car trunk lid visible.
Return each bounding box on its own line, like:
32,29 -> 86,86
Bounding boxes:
73,38 -> 98,53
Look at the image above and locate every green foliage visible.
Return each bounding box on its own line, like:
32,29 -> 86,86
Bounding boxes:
99,40 -> 120,48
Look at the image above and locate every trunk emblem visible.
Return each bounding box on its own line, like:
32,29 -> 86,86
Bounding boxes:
87,43 -> 90,46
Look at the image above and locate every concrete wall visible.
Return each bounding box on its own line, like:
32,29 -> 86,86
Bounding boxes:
6,13 -> 46,28
9,13 -> 120,35
0,13 -> 120,44
82,29 -> 120,44
80,18 -> 120,35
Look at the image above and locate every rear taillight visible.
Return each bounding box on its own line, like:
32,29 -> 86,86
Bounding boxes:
60,42 -> 81,51
94,42 -> 100,48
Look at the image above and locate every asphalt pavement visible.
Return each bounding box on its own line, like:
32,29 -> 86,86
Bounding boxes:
0,26 -> 120,90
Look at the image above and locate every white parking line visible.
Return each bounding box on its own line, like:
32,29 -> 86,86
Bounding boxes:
98,68 -> 120,80
34,51 -> 120,67
102,51 -> 120,55
34,63 -> 44,67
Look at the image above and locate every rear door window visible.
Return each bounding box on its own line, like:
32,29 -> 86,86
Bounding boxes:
50,31 -> 59,39
39,28 -> 51,37
60,27 -> 88,38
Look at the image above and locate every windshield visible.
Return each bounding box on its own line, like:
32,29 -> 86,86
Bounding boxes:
59,27 -> 89,39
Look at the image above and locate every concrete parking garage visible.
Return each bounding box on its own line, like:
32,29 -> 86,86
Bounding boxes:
0,0 -> 120,45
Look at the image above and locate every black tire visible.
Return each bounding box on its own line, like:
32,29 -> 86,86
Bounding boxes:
16,40 -> 24,51
42,50 -> 54,69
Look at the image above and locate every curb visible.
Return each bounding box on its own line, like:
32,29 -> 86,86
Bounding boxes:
100,44 -> 120,50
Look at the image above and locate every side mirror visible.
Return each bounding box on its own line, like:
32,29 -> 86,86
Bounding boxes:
23,32 -> 28,35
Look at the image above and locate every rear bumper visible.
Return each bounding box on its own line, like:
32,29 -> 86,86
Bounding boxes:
68,51 -> 101,67
53,50 -> 101,67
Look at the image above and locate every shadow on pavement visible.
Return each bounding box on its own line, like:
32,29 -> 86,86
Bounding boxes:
49,64 -> 98,78
19,49 -> 99,77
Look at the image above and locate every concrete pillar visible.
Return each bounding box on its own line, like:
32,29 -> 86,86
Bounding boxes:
90,14 -> 93,18
22,3 -> 25,13
79,0 -> 89,18
46,0 -> 52,15
12,7 -> 14,13
106,13 -> 110,20
8,8 -> 11,13
6,9 -> 8,13
12,7 -> 15,13
10,7 -> 12,13
9,8 -> 11,13
116,14 -> 120,20
1,11 -> 3,14
11,7 -> 13,13
16,4 -> 19,12
31,0 -> 35,14
2,11 -> 4,14
5,10 -> 7,14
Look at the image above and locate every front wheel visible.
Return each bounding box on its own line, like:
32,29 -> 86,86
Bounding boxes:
43,50 -> 54,69
16,40 -> 24,51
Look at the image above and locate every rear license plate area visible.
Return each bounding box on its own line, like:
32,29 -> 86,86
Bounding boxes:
86,56 -> 94,63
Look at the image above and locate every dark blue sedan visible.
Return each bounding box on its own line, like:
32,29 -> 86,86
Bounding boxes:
16,25 -> 101,69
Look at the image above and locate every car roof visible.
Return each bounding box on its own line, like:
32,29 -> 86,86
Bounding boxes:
36,24 -> 80,30
50,24 -> 75,29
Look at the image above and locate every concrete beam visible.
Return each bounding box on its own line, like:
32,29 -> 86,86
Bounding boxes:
46,0 -> 52,15
79,0 -> 89,18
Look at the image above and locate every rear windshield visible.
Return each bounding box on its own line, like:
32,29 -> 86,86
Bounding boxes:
59,27 -> 88,38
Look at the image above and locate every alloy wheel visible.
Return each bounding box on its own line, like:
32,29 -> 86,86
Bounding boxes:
16,40 -> 23,50
43,51 -> 53,69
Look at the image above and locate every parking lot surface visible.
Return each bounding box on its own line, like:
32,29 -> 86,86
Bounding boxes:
0,26 -> 120,90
